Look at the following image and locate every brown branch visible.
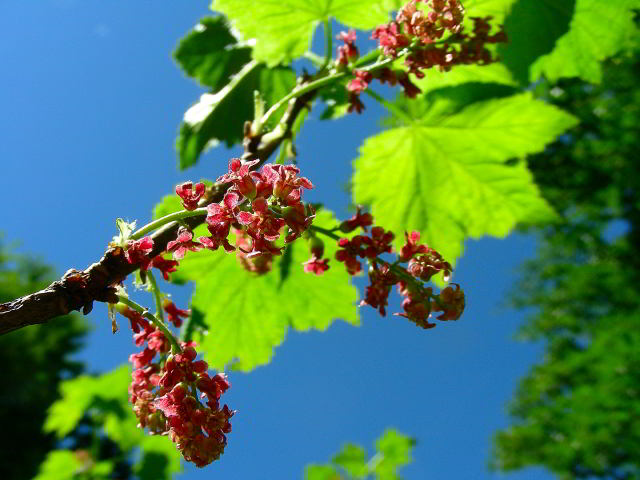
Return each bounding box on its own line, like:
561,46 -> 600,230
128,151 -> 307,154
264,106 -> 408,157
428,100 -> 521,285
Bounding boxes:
0,86 -> 317,336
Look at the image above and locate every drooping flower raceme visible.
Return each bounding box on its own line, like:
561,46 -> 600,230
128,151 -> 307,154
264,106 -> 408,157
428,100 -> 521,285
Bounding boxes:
118,304 -> 234,468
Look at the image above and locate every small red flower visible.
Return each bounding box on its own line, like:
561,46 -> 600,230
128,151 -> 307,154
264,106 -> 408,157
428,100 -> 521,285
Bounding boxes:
303,256 -> 330,276
150,255 -> 179,281
398,231 -> 429,261
217,158 -> 260,200
166,227 -> 202,260
125,237 -> 154,270
340,206 -> 374,233
347,70 -> 373,95
433,283 -> 465,320
348,93 -> 365,114
360,264 -> 396,315
163,299 -> 190,328
336,29 -> 359,65
260,164 -> 313,203
335,237 -> 363,276
236,197 -> 286,242
176,182 -> 205,211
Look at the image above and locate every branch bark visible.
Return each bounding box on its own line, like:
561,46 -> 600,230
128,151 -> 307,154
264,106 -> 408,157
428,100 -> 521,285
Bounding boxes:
0,87 -> 316,336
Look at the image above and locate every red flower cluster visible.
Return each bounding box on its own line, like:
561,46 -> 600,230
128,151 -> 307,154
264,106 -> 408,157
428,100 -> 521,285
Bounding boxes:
396,0 -> 464,43
124,238 -> 182,282
333,212 -> 465,329
208,159 -> 315,254
399,231 -> 452,280
132,160 -> 315,276
345,0 -> 507,111
335,226 -> 395,275
121,306 -> 234,468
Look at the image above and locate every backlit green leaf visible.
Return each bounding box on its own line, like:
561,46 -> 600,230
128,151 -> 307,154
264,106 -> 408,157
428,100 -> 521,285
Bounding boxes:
33,451 -> 80,480
305,464 -> 342,480
353,92 -> 576,266
211,0 -> 391,66
171,209 -> 359,371
374,429 -> 414,480
332,443 -> 368,478
414,63 -> 517,93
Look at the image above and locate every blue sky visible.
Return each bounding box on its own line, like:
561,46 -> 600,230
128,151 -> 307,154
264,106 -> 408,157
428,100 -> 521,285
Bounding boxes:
0,1 -> 553,479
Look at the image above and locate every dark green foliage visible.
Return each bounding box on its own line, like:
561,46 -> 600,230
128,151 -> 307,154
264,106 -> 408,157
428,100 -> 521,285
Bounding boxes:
0,237 -> 88,480
173,16 -> 252,89
173,17 -> 296,169
492,49 -> 640,479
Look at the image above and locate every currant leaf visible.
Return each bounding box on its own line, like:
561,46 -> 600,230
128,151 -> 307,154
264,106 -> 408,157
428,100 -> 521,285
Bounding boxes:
177,62 -> 295,169
374,429 -> 414,480
332,444 -> 368,478
174,16 -> 252,89
211,0 -> 392,66
171,209 -> 359,372
353,92 -> 577,267
413,63 -> 517,94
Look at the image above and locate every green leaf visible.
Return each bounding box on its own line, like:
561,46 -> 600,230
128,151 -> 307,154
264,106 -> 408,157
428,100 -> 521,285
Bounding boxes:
414,63 -> 517,94
211,0 -> 392,66
174,16 -> 252,89
305,464 -> 343,480
382,83 -> 518,129
33,451 -> 80,480
177,61 -> 296,169
374,429 -> 414,480
171,209 -> 359,371
332,443 -> 368,478
44,365 -> 131,438
501,0 -> 640,84
353,92 -> 577,266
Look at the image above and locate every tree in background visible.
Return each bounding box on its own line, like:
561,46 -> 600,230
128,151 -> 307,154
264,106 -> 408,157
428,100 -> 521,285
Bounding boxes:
0,237 -> 88,479
492,43 -> 640,479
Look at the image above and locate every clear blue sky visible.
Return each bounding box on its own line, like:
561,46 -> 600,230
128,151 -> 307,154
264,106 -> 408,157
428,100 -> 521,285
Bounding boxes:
0,1 -> 553,479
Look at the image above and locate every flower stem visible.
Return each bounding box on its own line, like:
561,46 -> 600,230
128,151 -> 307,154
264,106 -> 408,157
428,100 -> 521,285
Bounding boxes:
117,295 -> 181,353
309,225 -> 342,241
321,19 -> 332,72
145,270 -> 164,323
130,207 -> 208,240
261,51 -> 401,127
